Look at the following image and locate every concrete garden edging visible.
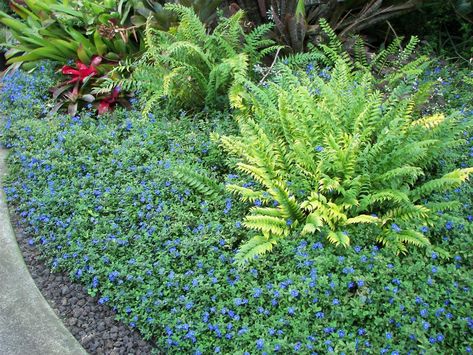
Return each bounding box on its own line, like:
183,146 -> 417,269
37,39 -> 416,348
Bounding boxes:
0,148 -> 87,355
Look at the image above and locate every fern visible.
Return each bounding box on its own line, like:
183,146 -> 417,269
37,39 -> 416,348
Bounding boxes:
106,5 -> 277,113
174,166 -> 224,199
276,20 -> 429,90
222,56 -> 472,264
234,234 -> 279,266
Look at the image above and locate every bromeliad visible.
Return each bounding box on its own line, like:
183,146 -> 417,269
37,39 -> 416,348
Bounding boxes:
98,86 -> 120,115
61,56 -> 102,84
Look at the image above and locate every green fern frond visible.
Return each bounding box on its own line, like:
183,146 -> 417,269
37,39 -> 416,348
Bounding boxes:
424,201 -> 461,212
226,184 -> 271,204
370,36 -> 403,73
382,205 -> 430,223
174,166 -> 224,199
410,168 -> 473,201
279,51 -> 326,69
319,18 -> 343,53
270,182 -> 304,222
353,35 -> 368,68
376,166 -> 424,184
165,4 -> 207,44
397,230 -> 431,247
235,234 -> 279,266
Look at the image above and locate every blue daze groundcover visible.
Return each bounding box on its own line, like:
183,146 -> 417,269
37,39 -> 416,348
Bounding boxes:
1,64 -> 472,354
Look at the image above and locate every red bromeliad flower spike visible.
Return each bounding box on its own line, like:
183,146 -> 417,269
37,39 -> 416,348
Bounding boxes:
61,56 -> 102,84
98,86 -> 121,115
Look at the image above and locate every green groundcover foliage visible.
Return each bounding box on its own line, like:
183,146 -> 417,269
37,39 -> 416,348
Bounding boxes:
1,60 -> 473,353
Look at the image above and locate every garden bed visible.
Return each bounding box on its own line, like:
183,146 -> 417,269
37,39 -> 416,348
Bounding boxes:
1,57 -> 473,354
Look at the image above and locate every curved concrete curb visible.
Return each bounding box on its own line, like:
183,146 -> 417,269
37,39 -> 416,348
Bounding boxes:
0,148 -> 88,355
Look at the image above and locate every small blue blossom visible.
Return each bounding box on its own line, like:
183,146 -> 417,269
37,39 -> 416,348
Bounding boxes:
98,296 -> 109,304
391,223 -> 402,233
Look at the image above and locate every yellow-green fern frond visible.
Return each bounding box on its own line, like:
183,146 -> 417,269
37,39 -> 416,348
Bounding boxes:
411,113 -> 445,129
301,213 -> 324,235
327,230 -> 350,247
243,215 -> 288,236
345,215 -> 379,225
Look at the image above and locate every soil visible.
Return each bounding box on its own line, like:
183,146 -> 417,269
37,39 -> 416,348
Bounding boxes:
11,212 -> 159,355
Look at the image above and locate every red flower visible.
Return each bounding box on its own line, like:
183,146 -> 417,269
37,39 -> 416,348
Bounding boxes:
61,56 -> 102,84
98,86 -> 120,115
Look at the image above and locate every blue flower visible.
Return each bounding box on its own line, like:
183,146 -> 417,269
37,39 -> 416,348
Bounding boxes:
92,276 -> 99,288
253,288 -> 263,298
256,338 -> 264,350
108,270 -> 119,282
391,223 -> 402,233
98,296 -> 109,304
